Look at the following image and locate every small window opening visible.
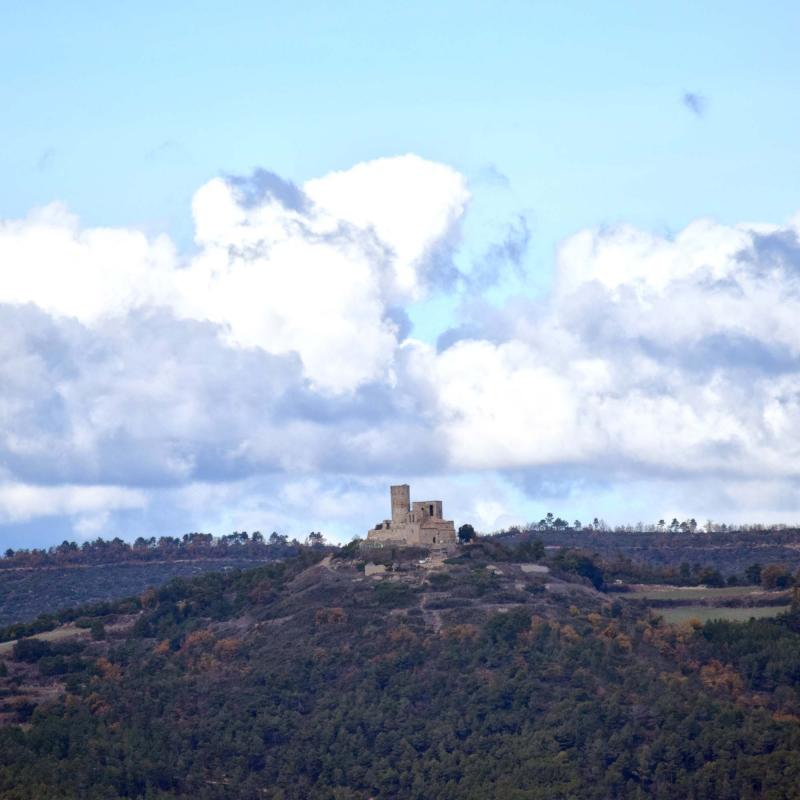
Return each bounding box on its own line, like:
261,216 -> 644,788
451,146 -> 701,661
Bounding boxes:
429,504 -> 434,516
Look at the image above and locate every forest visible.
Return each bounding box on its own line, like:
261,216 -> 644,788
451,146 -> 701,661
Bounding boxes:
1,543 -> 800,799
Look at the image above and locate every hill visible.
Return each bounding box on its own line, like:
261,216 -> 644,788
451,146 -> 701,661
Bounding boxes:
500,527 -> 800,576
1,543 -> 800,798
0,558 -> 286,628
0,534 -> 300,627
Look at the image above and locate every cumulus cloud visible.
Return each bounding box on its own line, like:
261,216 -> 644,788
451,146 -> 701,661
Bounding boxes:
421,214 -> 800,487
2,153 -> 800,542
0,154 -> 469,394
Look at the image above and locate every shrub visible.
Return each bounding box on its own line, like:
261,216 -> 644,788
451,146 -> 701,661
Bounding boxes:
90,620 -> 106,641
13,638 -> 53,663
427,572 -> 452,589
485,608 -> 532,645
762,564 -> 792,590
457,524 -> 476,543
374,582 -> 415,608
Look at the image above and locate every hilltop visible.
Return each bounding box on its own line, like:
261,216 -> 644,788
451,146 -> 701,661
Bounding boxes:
2,541 -> 800,798
6,524 -> 800,630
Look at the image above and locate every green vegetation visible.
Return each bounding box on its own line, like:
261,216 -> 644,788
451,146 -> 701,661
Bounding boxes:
1,550 -> 800,798
456,523 -> 475,543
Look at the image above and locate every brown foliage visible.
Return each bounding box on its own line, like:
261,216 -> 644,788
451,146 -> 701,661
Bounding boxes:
388,625 -> 418,645
153,640 -> 170,656
560,624 -> 581,643
213,638 -> 241,659
699,660 -> 744,696
440,624 -> 479,641
95,657 -> 122,682
86,692 -> 110,716
315,607 -> 347,625
182,630 -> 215,652
772,711 -> 800,723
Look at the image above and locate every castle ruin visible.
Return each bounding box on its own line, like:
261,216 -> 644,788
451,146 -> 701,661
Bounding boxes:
367,484 -> 456,547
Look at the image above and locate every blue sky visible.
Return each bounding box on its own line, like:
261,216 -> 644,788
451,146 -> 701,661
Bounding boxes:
2,2 -> 800,548
4,2 -> 799,243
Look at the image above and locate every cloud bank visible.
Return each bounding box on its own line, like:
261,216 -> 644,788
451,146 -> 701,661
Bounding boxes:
2,154 -> 800,543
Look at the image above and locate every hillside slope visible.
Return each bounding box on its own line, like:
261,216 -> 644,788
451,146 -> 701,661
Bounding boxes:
0,558 -> 284,627
1,547 -> 800,799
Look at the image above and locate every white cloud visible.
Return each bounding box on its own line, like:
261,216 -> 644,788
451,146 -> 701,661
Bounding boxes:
3,155 -> 800,541
0,483 -> 146,525
304,154 -> 469,301
0,203 -> 176,322
0,155 -> 470,394
421,214 -> 800,487
556,218 -> 752,295
421,338 -> 582,469
180,176 -> 397,392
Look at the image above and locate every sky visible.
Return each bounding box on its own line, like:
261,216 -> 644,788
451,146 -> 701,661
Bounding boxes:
2,2 -> 800,548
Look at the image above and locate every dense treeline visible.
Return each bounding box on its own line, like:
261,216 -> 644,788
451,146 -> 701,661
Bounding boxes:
2,551 -> 800,798
595,555 -> 800,592
502,513 -> 800,536
0,531 -> 321,569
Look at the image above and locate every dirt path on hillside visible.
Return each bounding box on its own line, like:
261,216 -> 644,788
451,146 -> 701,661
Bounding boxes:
420,593 -> 443,632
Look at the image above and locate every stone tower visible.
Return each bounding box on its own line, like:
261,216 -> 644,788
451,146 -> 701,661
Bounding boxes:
390,484 -> 410,524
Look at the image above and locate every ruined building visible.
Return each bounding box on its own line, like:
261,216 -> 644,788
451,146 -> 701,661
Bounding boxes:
367,484 -> 456,546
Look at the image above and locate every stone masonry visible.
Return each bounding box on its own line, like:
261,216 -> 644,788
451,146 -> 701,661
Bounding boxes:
367,484 -> 456,546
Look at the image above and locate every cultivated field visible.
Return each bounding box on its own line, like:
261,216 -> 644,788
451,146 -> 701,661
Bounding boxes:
627,585 -> 761,601
659,605 -> 790,624
0,624 -> 89,655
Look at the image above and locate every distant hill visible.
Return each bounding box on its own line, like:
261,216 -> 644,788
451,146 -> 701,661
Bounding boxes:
0,558 -> 284,628
0,533 -> 301,627
499,526 -> 800,576
2,543 -> 800,798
